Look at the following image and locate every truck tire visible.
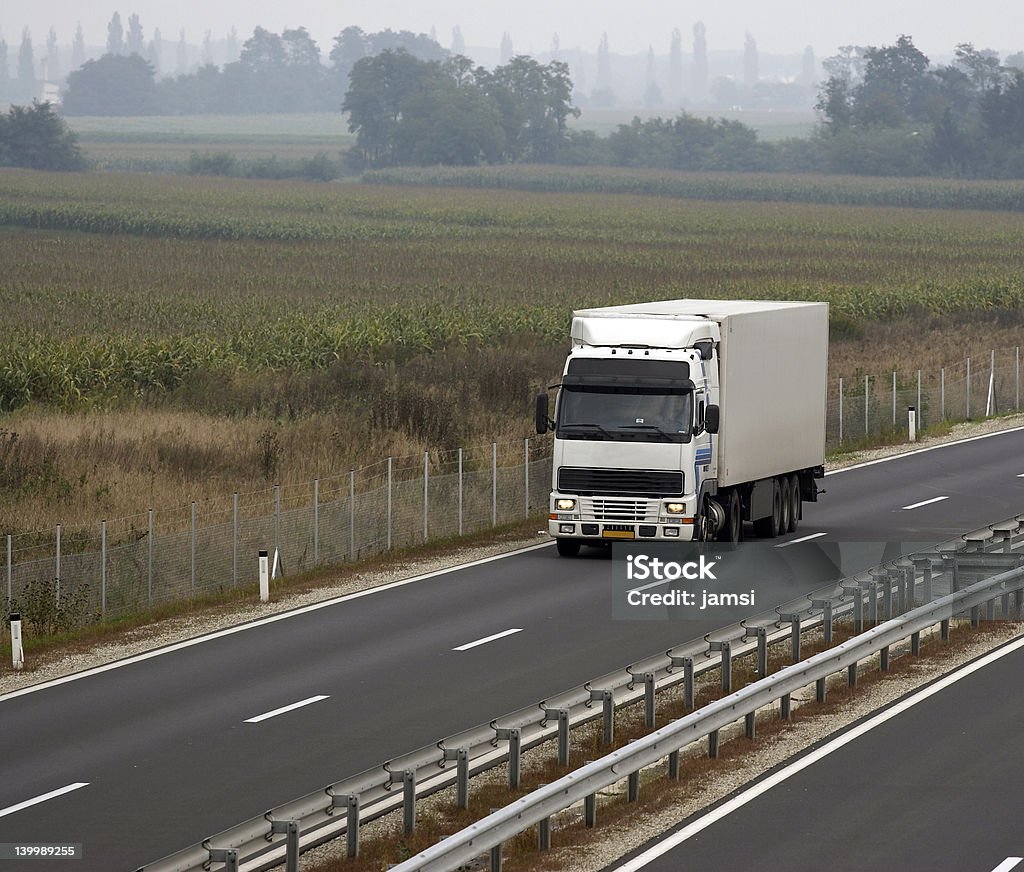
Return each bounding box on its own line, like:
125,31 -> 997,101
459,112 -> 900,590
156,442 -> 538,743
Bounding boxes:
717,489 -> 742,542
753,478 -> 782,538
787,473 -> 800,533
556,538 -> 582,557
779,476 -> 792,536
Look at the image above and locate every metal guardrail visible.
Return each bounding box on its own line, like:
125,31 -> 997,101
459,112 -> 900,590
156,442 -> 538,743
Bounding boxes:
394,560 -> 1024,872
136,515 -> 1024,872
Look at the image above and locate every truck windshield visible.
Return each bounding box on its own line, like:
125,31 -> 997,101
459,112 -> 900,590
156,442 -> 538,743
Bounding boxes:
556,386 -> 693,442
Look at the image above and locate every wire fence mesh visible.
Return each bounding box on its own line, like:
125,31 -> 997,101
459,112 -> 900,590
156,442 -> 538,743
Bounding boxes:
3,437 -> 553,631
3,347 -> 1022,632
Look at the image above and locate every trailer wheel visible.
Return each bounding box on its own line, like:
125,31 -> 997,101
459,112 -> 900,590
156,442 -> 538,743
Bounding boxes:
717,489 -> 742,542
753,478 -> 782,538
556,538 -> 581,557
787,474 -> 800,533
779,476 -> 792,536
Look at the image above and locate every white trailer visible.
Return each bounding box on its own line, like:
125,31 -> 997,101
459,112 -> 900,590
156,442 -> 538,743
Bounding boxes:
536,299 -> 828,555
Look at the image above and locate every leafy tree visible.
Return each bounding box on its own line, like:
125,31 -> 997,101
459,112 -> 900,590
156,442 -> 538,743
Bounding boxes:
954,43 -> 1004,93
71,24 -> 85,71
107,13 -> 124,55
0,102 -> 85,169
855,35 -> 933,125
126,14 -> 145,56
982,70 -> 1024,141
62,53 -> 158,115
17,29 -> 36,101
483,56 -> 579,161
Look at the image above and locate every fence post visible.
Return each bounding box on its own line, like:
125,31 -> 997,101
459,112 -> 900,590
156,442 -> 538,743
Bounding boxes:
864,375 -> 869,436
6,534 -> 11,614
423,452 -> 429,543
941,367 -> 945,419
230,492 -> 238,587
274,484 -> 281,561
190,501 -> 196,596
55,522 -> 61,610
100,519 -> 107,620
313,478 -> 319,566
525,437 -> 530,517
492,442 -> 498,527
917,369 -> 922,428
387,457 -> 393,551
838,377 -> 843,443
147,509 -> 153,607
892,370 -> 896,426
348,470 -> 356,556
458,448 -> 464,537
966,356 -> 971,418
1017,346 -> 1020,411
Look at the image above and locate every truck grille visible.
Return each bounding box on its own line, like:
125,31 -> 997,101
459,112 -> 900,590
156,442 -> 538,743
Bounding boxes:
558,467 -> 683,496
582,497 -> 658,522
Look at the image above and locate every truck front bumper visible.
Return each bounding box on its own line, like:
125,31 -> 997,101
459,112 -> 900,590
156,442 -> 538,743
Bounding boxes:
549,492 -> 698,543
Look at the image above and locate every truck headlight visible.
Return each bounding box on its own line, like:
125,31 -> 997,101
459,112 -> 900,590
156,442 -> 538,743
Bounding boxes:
556,498 -> 576,511
664,502 -> 685,514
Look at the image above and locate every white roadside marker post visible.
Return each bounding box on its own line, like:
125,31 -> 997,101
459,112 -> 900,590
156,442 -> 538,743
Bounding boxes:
908,405 -> 917,442
259,550 -> 269,603
10,612 -> 24,671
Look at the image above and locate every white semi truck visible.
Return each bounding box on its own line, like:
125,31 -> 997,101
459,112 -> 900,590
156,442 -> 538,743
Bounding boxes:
536,300 -> 828,556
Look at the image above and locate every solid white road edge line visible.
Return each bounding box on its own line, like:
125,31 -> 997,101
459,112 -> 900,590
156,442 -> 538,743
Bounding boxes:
775,532 -> 827,547
244,695 -> 329,723
825,423 -> 1024,476
0,542 -> 553,703
991,859 -> 1023,872
0,783 -> 90,819
902,495 -> 949,510
610,633 -> 1024,872
453,628 -> 523,651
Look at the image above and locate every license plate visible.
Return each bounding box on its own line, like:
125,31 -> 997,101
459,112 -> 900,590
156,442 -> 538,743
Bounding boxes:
602,529 -> 635,539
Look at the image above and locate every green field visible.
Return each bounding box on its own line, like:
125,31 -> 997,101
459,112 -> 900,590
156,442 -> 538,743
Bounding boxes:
1,166 -> 1023,535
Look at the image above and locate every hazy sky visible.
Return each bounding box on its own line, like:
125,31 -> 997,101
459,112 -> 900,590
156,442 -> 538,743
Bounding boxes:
3,0 -> 1022,58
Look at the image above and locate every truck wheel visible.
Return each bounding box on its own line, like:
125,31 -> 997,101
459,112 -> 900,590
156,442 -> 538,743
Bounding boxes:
717,489 -> 742,542
753,479 -> 782,538
556,538 -> 581,557
787,474 -> 800,533
779,476 -> 792,535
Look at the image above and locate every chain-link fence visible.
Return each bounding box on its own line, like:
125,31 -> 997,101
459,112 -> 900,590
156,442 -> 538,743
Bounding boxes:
3,437 -> 554,629
827,347 -> 1022,447
4,346 -> 1023,632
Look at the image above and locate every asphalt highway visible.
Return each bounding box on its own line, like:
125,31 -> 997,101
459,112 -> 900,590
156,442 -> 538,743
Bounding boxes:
2,427 -> 1024,870
611,636 -> 1024,872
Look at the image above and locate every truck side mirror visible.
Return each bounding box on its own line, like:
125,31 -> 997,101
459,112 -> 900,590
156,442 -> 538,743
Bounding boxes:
535,393 -> 550,434
705,404 -> 720,434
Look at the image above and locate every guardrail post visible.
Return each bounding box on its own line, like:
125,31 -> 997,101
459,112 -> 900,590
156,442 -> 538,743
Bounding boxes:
668,749 -> 680,779
816,676 -> 826,703
444,748 -> 470,810
867,581 -> 878,626
554,709 -> 570,766
597,689 -> 614,745
644,672 -> 657,728
745,711 -> 756,739
401,770 -> 416,834
812,600 -> 832,645
538,816 -> 551,851
684,656 -> 695,709
779,613 -> 801,662
941,617 -> 951,640
848,661 -> 857,688
490,843 -> 503,872
628,770 -> 640,802
756,626 -> 768,678
986,597 -> 996,622
207,848 -> 238,871
709,641 -> 731,692
880,645 -> 890,671
331,793 -> 359,858
584,793 -> 597,827
843,583 -> 863,633
709,729 -> 719,758
1015,587 -> 1024,619
268,819 -> 300,872
1001,592 -> 1011,619
780,693 -> 791,721
971,604 -> 981,627
494,727 -> 522,790
911,630 -> 921,656
895,569 -> 907,614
